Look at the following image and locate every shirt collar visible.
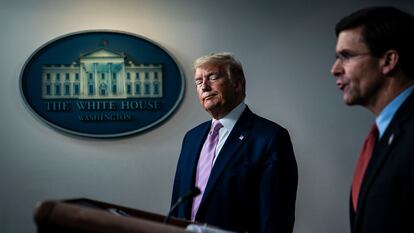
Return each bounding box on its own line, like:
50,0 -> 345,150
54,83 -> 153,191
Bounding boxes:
214,102 -> 246,132
376,84 -> 414,138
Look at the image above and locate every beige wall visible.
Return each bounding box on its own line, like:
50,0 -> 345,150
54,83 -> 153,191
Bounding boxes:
0,0 -> 413,232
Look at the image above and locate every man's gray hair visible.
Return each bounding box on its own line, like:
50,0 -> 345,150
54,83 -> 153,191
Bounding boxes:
193,52 -> 246,92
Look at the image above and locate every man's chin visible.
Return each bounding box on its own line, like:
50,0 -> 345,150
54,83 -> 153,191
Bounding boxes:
343,97 -> 357,106
203,100 -> 217,110
203,104 -> 216,112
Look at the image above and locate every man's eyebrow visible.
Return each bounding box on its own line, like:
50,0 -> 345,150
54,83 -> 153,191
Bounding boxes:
195,71 -> 219,78
336,49 -> 351,53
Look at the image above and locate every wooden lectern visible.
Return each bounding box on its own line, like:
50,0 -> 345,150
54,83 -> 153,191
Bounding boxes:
33,198 -> 192,233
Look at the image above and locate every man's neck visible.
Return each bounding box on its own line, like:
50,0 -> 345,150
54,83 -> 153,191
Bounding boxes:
369,77 -> 414,116
209,98 -> 244,120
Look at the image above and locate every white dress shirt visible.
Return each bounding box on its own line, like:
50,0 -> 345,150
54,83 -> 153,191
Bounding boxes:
212,102 -> 246,165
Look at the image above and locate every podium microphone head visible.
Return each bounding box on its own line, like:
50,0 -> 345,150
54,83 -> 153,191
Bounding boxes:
182,187 -> 201,200
164,187 -> 201,224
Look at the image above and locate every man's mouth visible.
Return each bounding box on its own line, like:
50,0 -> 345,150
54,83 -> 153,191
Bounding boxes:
336,80 -> 347,91
203,94 -> 216,101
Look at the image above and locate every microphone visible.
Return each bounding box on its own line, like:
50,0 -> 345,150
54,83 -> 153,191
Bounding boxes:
163,187 -> 201,224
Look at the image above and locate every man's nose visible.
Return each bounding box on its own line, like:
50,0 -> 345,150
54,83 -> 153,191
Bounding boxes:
331,60 -> 344,77
199,78 -> 211,91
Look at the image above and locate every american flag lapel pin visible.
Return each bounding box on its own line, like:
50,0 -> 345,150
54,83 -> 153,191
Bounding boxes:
388,133 -> 394,145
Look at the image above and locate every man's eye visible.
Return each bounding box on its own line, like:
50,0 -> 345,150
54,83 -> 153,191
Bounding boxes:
342,52 -> 353,59
337,52 -> 353,60
195,79 -> 203,85
209,74 -> 219,80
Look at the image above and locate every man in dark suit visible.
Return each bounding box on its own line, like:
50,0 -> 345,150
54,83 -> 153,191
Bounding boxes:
331,7 -> 414,233
171,52 -> 298,233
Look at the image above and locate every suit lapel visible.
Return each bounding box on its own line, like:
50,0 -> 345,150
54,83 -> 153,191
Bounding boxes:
355,91 -> 414,227
198,108 -> 253,213
356,127 -> 402,211
182,122 -> 211,218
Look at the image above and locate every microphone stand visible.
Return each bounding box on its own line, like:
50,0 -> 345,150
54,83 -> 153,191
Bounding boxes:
164,187 -> 200,224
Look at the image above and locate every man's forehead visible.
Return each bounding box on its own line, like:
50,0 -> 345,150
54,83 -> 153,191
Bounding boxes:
336,27 -> 368,51
195,64 -> 224,75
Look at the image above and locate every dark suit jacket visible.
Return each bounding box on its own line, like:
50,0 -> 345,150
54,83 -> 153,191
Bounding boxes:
171,107 -> 298,233
351,91 -> 414,233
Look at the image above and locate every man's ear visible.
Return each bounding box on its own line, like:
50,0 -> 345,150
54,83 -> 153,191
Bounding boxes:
234,78 -> 245,93
380,49 -> 399,75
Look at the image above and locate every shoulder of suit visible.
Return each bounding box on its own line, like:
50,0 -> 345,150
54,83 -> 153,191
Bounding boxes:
250,112 -> 286,129
186,120 -> 210,134
241,111 -> 289,138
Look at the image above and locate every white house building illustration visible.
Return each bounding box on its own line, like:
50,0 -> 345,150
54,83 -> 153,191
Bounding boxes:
41,48 -> 163,99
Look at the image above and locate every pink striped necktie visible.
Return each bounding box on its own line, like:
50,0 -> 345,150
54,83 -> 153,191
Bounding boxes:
191,120 -> 223,220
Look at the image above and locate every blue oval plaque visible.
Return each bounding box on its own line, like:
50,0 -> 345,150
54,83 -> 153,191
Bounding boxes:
20,31 -> 185,138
